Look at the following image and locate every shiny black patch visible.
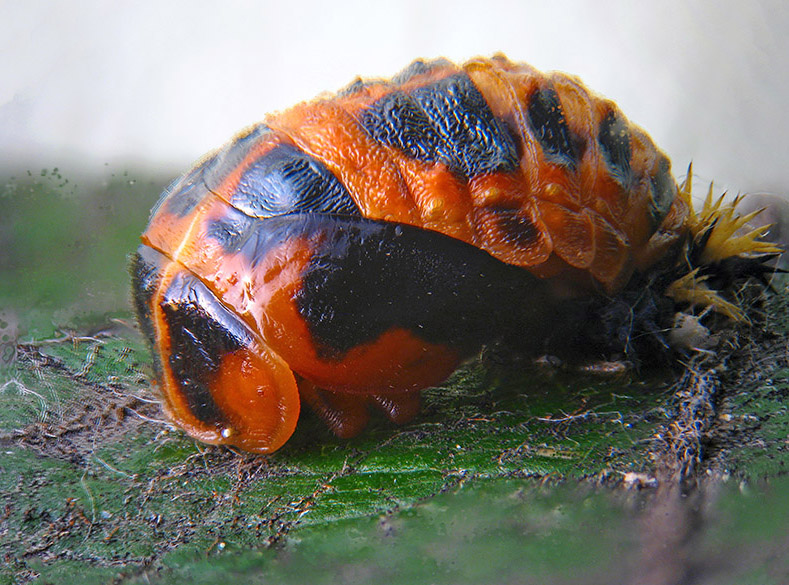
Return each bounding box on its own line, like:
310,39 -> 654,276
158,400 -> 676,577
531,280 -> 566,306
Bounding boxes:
360,73 -> 519,178
157,124 -> 273,220
527,87 -> 578,169
229,144 -> 360,218
160,272 -> 253,427
206,205 -> 256,252
598,111 -> 632,187
225,213 -> 320,270
288,215 -> 552,360
494,209 -> 541,249
202,124 -> 272,193
649,156 -> 676,228
359,91 -> 439,161
412,73 -> 520,176
160,162 -> 210,219
129,245 -> 166,352
391,58 -> 452,84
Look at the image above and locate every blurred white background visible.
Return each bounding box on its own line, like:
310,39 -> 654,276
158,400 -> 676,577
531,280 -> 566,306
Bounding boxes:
1,0 -> 787,193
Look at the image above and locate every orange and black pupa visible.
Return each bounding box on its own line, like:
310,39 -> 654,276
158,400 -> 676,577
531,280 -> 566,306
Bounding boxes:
130,55 -> 780,453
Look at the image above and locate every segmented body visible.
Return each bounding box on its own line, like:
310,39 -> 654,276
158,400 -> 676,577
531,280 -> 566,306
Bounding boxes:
132,55 -> 693,453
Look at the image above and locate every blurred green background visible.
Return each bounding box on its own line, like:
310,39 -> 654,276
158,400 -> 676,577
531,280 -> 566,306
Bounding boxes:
0,167 -> 166,339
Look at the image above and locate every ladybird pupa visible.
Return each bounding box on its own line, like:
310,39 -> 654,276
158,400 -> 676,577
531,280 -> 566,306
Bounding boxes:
132,55 -> 779,453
